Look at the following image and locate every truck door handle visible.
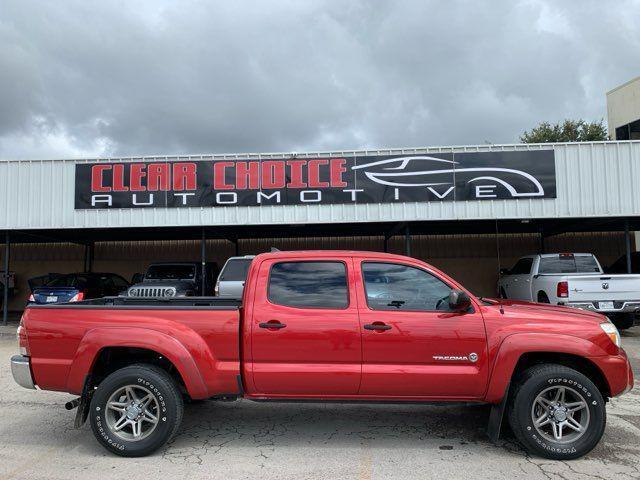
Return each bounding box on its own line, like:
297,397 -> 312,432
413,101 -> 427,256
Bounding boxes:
364,323 -> 392,331
259,321 -> 287,329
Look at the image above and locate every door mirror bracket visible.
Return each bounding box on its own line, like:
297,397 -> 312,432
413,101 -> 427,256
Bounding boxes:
448,289 -> 472,313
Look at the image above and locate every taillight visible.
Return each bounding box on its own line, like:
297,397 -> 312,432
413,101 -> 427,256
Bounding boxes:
70,291 -> 85,302
214,282 -> 219,295
28,293 -> 34,302
17,317 -> 29,356
557,281 -> 569,298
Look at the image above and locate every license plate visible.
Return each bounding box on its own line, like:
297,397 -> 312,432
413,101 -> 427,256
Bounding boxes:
46,296 -> 58,303
599,301 -> 614,310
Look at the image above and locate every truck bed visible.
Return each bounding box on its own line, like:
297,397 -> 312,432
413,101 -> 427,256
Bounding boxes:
27,296 -> 242,309
23,296 -> 242,397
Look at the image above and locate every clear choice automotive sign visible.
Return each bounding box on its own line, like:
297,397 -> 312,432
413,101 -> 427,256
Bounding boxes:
74,150 -> 556,209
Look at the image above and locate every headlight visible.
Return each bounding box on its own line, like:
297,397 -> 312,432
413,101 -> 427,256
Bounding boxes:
600,321 -> 621,348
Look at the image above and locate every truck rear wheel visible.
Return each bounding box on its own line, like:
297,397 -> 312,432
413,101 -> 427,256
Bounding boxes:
507,364 -> 605,460
89,364 -> 184,457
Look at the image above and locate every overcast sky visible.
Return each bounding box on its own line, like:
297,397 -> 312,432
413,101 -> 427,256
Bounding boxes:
1,0 -> 639,159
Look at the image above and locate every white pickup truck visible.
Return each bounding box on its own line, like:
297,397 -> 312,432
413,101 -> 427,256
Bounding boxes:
498,253 -> 640,329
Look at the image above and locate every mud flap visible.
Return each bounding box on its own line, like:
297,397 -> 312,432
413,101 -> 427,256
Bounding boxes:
487,383 -> 510,443
74,375 -> 93,428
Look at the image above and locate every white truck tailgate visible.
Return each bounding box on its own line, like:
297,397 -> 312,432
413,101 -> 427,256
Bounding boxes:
566,274 -> 640,303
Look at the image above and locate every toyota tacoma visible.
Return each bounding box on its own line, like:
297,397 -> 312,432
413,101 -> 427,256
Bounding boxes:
11,250 -> 633,459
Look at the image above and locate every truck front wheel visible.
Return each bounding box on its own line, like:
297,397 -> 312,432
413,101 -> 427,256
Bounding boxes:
507,364 -> 605,460
89,364 -> 184,457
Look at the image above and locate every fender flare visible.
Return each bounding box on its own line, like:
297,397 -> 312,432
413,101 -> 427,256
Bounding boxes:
484,332 -> 609,403
66,327 -> 210,398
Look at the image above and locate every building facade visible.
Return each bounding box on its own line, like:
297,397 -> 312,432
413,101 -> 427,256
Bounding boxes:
607,76 -> 640,140
1,141 -> 640,316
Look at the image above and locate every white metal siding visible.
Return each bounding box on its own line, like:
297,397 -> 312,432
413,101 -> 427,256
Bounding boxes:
1,141 -> 639,230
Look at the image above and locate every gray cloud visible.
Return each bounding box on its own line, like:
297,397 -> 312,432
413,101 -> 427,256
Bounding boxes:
0,0 -> 639,159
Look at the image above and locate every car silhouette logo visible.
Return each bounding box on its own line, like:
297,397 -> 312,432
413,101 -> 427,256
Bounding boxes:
351,156 -> 545,197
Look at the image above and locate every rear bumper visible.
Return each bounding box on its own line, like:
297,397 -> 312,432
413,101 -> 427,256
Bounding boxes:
564,301 -> 640,314
10,355 -> 36,390
590,350 -> 634,397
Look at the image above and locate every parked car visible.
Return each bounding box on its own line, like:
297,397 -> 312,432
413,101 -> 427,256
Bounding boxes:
28,272 -> 130,304
214,255 -> 255,297
127,261 -> 219,298
12,250 -> 632,460
498,253 -> 640,329
606,252 -> 640,274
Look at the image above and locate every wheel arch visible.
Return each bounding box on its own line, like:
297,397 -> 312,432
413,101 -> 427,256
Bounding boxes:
537,290 -> 550,302
66,327 -> 209,399
511,352 -> 610,399
485,333 -> 611,403
89,346 -> 189,394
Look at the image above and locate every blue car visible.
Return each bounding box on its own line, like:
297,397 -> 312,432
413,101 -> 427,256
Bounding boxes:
28,272 -> 130,304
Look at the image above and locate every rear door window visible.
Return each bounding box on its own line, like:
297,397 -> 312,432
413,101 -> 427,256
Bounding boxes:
510,258 -> 533,275
268,261 -> 348,309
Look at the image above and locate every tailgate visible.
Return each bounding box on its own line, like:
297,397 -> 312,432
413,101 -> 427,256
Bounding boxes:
566,274 -> 640,302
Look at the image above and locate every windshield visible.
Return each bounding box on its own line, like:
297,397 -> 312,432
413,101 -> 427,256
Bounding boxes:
145,264 -> 196,280
538,255 -> 600,274
219,259 -> 252,281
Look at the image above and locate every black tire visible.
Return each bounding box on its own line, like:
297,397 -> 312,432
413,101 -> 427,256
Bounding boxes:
537,292 -> 550,303
89,364 -> 184,457
507,364 -> 605,460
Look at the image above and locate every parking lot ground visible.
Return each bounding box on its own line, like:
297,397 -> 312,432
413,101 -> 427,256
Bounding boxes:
1,328 -> 640,480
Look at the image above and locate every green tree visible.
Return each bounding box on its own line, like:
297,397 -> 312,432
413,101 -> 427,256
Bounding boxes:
520,119 -> 608,143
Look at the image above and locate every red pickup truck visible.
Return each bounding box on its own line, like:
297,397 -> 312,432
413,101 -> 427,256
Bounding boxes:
11,250 -> 633,459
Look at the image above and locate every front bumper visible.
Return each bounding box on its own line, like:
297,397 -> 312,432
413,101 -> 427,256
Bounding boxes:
10,355 -> 36,389
590,349 -> 634,397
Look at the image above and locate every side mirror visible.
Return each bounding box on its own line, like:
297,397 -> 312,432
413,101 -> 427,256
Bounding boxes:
499,268 -> 510,276
449,289 -> 472,312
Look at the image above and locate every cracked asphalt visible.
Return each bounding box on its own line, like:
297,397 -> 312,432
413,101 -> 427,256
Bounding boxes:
1,329 -> 639,480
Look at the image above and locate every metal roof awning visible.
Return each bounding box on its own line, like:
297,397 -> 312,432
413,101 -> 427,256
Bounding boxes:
3,216 -> 639,245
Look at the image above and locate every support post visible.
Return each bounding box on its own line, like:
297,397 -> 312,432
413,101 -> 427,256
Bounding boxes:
87,242 -> 94,273
3,231 -> 10,326
539,226 -> 545,254
383,236 -> 388,253
201,227 -> 206,296
625,219 -> 632,274
83,245 -> 89,272
404,225 -> 411,257
234,239 -> 239,257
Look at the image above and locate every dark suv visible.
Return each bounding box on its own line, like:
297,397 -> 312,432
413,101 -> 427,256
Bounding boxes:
127,262 -> 219,298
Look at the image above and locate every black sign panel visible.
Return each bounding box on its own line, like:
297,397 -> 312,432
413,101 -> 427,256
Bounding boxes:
74,150 -> 556,209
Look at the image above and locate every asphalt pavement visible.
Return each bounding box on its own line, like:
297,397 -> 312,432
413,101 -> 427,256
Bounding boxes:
1,325 -> 639,480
